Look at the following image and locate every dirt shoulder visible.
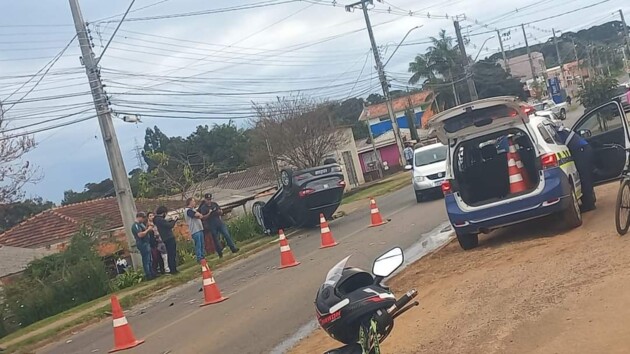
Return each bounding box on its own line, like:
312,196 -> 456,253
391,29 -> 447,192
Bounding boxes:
292,182 -> 630,353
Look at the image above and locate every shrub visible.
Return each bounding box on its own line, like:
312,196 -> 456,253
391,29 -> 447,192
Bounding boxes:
227,214 -> 263,242
112,270 -> 144,291
578,76 -> 619,110
176,238 -> 196,265
1,228 -> 111,328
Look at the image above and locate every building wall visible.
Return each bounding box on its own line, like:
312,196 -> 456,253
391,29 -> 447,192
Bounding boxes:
358,144 -> 401,173
368,111 -> 423,136
333,127 -> 365,189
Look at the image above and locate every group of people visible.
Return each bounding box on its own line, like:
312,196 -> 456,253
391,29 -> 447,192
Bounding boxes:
131,193 -> 239,280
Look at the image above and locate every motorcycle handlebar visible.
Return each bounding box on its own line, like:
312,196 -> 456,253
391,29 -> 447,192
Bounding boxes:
388,289 -> 417,315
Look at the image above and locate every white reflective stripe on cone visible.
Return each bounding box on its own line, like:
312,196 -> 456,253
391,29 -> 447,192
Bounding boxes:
280,245 -> 291,252
371,208 -> 379,214
279,233 -> 286,240
370,199 -> 376,204
113,317 -> 128,328
509,145 -> 517,153
321,227 -> 330,233
516,161 -> 524,168
509,174 -> 523,183
320,217 -> 326,223
203,277 -> 216,286
508,158 -> 517,167
201,265 -> 208,272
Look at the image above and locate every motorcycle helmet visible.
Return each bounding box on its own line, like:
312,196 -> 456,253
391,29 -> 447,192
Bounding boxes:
315,258 -> 396,345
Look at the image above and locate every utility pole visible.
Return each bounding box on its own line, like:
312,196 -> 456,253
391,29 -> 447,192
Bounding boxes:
366,120 -> 384,180
620,10 -> 630,61
68,0 -> 140,269
497,30 -> 510,74
587,44 -> 595,77
552,28 -> 568,88
346,0 -> 404,165
454,19 -> 478,102
571,39 -> 585,87
522,24 -> 537,84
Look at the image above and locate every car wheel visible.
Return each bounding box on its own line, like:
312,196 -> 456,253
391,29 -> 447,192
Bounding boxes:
415,191 -> 423,203
456,232 -> 479,250
560,108 -> 566,120
280,169 -> 293,188
563,187 -> 582,229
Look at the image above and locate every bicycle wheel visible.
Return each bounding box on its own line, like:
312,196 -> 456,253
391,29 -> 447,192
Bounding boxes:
615,178 -> 630,235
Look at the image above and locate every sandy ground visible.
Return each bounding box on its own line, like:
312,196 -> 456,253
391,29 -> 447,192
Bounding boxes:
291,182 -> 630,353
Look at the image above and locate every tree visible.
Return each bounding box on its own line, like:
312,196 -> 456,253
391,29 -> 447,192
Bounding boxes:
578,76 -> 619,110
0,105 -> 39,204
62,179 -> 115,205
472,59 -> 526,100
0,197 -> 54,232
138,151 -> 214,199
251,95 -> 349,170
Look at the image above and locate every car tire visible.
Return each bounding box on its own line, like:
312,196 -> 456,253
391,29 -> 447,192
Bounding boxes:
415,192 -> 423,203
560,108 -> 566,120
280,169 -> 293,188
456,232 -> 479,250
563,187 -> 582,229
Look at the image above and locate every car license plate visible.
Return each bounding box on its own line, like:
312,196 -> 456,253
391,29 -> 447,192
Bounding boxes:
434,180 -> 443,187
323,184 -> 329,189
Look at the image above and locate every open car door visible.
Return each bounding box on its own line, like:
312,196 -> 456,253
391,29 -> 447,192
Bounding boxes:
571,101 -> 629,184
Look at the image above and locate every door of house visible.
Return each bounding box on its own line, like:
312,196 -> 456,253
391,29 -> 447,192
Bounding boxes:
342,151 -> 360,188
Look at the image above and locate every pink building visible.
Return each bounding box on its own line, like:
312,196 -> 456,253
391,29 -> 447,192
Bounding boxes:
355,129 -> 417,182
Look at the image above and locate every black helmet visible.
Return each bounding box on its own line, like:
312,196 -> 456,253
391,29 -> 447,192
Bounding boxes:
315,260 -> 396,345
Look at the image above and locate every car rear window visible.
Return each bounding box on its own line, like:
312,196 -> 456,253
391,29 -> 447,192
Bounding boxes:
443,105 -> 520,133
415,146 -> 447,167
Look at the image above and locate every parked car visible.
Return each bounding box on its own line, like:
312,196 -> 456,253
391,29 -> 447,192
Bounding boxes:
408,143 -> 447,202
533,99 -> 567,120
252,163 -> 346,234
427,96 -> 623,250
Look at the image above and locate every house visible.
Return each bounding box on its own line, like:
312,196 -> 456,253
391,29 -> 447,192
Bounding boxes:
0,246 -> 54,285
326,127 -> 365,189
0,198 -> 184,256
500,52 -> 547,82
358,91 -> 434,135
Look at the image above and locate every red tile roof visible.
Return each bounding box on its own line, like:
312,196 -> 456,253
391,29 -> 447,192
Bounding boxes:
358,91 -> 434,121
0,198 -> 184,249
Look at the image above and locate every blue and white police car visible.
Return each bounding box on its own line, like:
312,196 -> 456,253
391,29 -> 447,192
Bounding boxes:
428,96 -> 629,250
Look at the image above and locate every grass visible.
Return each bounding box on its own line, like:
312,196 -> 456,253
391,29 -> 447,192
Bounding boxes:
0,236 -> 273,353
342,172 -> 410,205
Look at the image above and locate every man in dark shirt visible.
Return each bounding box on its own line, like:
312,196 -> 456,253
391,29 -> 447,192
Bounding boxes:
201,193 -> 239,258
555,124 -> 596,212
154,206 -> 179,274
131,212 -> 154,280
197,195 -> 216,256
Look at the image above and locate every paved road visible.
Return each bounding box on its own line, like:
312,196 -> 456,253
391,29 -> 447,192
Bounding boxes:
39,186 -> 448,354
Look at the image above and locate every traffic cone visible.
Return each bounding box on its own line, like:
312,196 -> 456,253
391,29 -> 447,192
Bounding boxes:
368,197 -> 387,227
319,213 -> 338,249
507,137 -> 531,194
200,259 -> 228,306
109,295 -> 144,353
278,229 -> 300,269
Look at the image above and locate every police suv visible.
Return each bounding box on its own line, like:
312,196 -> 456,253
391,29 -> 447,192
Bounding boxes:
428,96 -> 629,250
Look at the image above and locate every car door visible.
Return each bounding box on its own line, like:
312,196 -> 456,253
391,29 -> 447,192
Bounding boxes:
571,101 -> 629,184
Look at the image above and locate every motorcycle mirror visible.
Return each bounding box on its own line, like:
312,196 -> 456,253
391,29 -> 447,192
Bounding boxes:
372,247 -> 404,278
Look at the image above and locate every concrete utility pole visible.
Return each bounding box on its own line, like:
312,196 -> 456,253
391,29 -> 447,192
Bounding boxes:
522,24 -> 537,83
571,39 -> 585,87
497,30 -> 510,74
453,19 -> 479,102
68,0 -> 140,269
346,0 -> 404,165
552,28 -> 568,87
619,9 -> 630,73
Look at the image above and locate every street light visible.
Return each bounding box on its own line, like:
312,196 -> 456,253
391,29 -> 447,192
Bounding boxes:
384,25 -> 423,68
473,36 -> 496,62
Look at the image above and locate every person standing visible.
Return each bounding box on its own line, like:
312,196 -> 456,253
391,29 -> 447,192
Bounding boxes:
185,198 -> 206,263
147,212 -> 165,275
197,195 -> 217,256
566,95 -> 572,106
154,206 -> 179,275
403,143 -> 414,167
554,123 -> 596,212
131,212 -> 155,280
204,193 -> 239,259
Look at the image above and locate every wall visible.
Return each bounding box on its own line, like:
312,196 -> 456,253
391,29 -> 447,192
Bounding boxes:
358,143 -> 401,173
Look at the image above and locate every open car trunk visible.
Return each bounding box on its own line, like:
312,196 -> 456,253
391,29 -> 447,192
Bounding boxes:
452,128 -> 540,206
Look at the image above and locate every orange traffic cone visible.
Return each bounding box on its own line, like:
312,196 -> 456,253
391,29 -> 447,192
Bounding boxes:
319,213 -> 338,249
109,295 -> 144,353
200,259 -> 228,306
507,137 -> 531,194
369,197 -> 387,227
278,229 -> 300,269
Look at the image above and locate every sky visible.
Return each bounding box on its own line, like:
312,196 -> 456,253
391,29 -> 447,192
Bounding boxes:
1,0 -> 629,203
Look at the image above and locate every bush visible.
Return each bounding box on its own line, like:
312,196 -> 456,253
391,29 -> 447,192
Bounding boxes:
112,270 -> 144,291
2,228 -> 111,328
578,76 -> 619,110
227,214 -> 263,242
176,238 -> 196,265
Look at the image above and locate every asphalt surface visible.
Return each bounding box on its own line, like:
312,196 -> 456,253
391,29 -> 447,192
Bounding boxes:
39,185 -> 448,354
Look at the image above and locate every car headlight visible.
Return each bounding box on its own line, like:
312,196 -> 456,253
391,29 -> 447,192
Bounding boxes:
414,176 -> 425,183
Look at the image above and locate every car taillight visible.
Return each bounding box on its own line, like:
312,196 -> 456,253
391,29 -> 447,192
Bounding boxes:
338,180 -> 346,188
522,105 -> 536,115
441,180 -> 452,195
298,188 -> 315,197
541,153 -> 558,169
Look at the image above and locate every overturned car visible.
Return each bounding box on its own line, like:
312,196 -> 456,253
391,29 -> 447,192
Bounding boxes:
253,163 -> 346,234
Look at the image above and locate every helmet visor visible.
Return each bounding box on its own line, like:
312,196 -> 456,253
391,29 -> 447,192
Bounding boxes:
324,256 -> 351,287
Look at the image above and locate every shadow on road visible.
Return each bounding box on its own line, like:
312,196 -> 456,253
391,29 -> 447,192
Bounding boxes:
479,214 -> 565,249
